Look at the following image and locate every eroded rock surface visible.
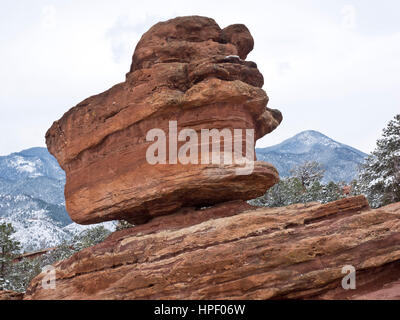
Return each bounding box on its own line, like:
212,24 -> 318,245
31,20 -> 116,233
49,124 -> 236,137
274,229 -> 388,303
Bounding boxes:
25,196 -> 400,300
0,290 -> 23,300
45,16 -> 282,225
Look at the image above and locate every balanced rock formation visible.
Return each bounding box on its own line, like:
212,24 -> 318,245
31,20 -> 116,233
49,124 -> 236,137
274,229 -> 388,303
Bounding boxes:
29,15 -> 400,301
25,196 -> 400,300
46,16 -> 282,225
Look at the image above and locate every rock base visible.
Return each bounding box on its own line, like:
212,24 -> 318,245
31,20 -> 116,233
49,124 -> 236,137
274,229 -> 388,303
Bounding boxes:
25,196 -> 400,300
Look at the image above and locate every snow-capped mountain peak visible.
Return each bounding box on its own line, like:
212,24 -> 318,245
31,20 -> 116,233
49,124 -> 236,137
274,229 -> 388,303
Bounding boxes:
263,130 -> 342,154
291,130 -> 341,148
256,130 -> 367,183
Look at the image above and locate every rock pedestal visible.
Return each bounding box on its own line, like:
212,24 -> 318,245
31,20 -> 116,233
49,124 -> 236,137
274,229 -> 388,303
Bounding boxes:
25,196 -> 400,300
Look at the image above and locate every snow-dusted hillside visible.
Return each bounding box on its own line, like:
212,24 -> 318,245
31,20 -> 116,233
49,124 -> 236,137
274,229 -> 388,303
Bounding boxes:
0,147 -> 65,204
0,194 -> 71,252
0,147 -> 115,252
256,130 -> 367,183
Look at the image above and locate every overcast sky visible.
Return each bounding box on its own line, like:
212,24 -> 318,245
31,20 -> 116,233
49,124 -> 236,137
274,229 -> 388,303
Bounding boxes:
0,0 -> 399,155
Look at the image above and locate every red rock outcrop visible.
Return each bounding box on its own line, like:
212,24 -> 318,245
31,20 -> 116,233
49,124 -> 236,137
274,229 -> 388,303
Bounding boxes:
45,16 -> 282,225
25,196 -> 400,300
0,290 -> 23,300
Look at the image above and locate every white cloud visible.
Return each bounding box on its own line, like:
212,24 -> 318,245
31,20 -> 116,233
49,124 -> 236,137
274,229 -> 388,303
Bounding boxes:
106,14 -> 161,64
341,4 -> 356,30
41,5 -> 57,29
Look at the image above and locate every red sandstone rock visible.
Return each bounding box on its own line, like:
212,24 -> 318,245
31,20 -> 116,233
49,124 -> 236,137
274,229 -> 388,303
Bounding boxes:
0,290 -> 23,300
24,196 -> 400,300
45,16 -> 282,225
220,24 -> 254,60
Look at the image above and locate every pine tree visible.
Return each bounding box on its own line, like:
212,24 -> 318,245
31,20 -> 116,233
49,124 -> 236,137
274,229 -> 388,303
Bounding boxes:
11,257 -> 42,292
74,226 -> 111,251
302,181 -> 323,203
0,222 -> 21,290
290,161 -> 325,189
250,161 -> 347,207
320,181 -> 344,203
0,224 -> 112,292
116,220 -> 134,231
249,177 -> 305,207
349,179 -> 362,196
39,242 -> 75,267
42,226 -> 112,266
359,114 -> 400,208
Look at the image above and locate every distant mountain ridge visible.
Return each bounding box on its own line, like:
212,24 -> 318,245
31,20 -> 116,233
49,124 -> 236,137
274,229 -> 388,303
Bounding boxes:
256,130 -> 367,183
0,147 -> 66,205
0,147 -> 114,252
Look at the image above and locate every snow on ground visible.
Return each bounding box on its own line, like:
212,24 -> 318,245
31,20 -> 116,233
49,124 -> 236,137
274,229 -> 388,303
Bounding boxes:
1,205 -> 70,252
8,156 -> 43,177
63,221 -> 117,236
0,193 -> 117,252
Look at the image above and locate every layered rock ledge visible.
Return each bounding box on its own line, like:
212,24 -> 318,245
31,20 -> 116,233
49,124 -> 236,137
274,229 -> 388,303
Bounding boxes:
0,290 -> 23,300
25,196 -> 400,300
45,16 -> 282,225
